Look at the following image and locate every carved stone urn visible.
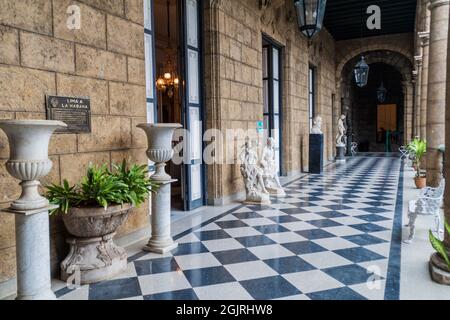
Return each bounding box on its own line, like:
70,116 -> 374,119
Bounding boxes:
0,120 -> 66,211
0,120 -> 66,300
137,123 -> 182,253
137,123 -> 182,182
60,203 -> 133,285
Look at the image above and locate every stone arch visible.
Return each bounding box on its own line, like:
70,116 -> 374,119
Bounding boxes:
338,50 -> 414,152
335,34 -> 414,80
340,50 -> 414,85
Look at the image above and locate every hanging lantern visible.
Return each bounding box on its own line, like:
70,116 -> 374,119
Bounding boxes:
294,0 -> 327,39
354,56 -> 369,88
377,81 -> 387,103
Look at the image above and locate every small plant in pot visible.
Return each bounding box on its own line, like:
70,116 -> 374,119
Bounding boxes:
429,220 -> 450,278
46,160 -> 158,284
407,138 -> 427,189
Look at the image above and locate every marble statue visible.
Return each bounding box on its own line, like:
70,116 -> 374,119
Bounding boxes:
336,114 -> 347,147
311,115 -> 323,134
240,138 -> 271,204
260,137 -> 286,197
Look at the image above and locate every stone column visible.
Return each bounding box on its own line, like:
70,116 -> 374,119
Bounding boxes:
426,0 -> 450,187
402,81 -> 414,144
429,0 -> 450,284
414,56 -> 423,138
419,32 -> 430,139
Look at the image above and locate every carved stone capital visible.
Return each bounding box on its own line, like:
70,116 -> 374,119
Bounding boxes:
418,31 -> 430,47
414,55 -> 423,69
429,0 -> 450,10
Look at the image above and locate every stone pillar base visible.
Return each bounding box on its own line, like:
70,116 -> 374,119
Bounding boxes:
336,146 -> 346,163
61,233 -> 127,285
16,289 -> 57,300
146,181 -> 179,254
144,241 -> 178,254
429,252 -> 450,285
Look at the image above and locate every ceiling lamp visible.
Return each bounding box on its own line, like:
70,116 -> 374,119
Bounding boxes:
294,0 -> 327,39
377,81 -> 387,103
354,56 -> 369,88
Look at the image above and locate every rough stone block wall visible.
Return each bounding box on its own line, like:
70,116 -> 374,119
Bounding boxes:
0,0 -> 149,292
204,0 -> 336,203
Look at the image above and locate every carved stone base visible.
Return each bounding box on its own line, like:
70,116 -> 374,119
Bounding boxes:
429,253 -> 450,285
144,241 -> 178,254
267,187 -> 287,198
336,145 -> 346,163
243,193 -> 271,205
61,233 -> 127,285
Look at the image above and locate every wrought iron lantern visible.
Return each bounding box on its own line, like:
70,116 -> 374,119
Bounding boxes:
354,56 -> 369,88
377,81 -> 387,103
294,0 -> 327,39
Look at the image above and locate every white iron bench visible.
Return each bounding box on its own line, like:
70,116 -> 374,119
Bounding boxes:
404,180 -> 445,243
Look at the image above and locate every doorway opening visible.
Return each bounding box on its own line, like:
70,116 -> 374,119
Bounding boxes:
153,0 -> 205,212
154,0 -> 183,210
377,104 -> 398,152
348,62 -> 404,152
262,35 -> 283,175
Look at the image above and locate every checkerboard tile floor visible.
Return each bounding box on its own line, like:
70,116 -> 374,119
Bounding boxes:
56,155 -> 402,300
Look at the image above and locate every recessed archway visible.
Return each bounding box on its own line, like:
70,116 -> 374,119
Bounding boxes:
337,50 -> 413,152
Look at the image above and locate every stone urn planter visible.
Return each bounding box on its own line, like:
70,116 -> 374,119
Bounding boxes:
48,161 -> 154,285
0,120 -> 66,300
137,123 -> 182,253
60,203 -> 133,284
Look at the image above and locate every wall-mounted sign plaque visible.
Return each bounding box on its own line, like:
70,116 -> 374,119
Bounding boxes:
46,95 -> 91,133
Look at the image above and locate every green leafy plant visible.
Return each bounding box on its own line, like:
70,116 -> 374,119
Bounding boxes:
429,221 -> 450,269
46,160 -> 158,214
407,138 -> 427,178
113,160 -> 159,207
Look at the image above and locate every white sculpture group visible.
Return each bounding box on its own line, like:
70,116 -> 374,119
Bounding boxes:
240,137 -> 286,205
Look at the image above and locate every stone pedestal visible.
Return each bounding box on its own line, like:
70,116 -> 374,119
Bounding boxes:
336,145 -> 346,163
61,233 -> 127,285
60,204 -> 132,285
309,134 -> 324,174
144,180 -> 178,254
5,206 -> 58,300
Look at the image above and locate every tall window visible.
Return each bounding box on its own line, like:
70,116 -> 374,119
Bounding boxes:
263,36 -> 282,174
309,66 -> 316,131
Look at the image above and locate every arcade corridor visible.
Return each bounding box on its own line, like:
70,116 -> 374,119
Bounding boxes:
52,154 -> 441,300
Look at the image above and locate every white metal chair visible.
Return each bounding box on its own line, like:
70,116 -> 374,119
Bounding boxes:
399,146 -> 409,160
351,142 -> 358,156
404,180 -> 445,243
399,146 -> 413,168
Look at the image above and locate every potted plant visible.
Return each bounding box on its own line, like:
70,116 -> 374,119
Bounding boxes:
407,138 -> 427,189
429,221 -> 450,281
46,160 -> 158,284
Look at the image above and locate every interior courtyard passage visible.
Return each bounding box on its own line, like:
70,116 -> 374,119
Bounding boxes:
54,154 -> 404,300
